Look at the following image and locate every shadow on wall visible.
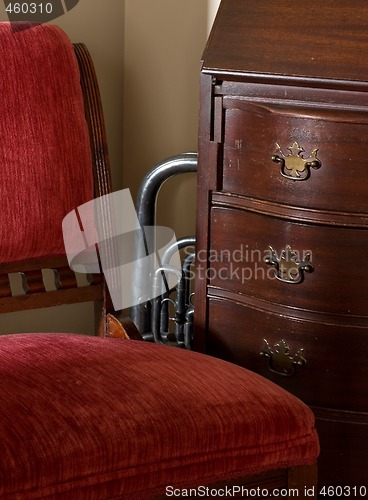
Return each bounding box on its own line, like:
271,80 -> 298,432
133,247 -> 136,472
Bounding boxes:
123,0 -> 208,239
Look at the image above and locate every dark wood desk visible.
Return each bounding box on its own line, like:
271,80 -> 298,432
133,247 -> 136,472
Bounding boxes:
194,0 -> 368,489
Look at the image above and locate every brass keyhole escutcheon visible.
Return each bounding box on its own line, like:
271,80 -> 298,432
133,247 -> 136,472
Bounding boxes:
265,245 -> 313,284
272,141 -> 321,181
260,339 -> 306,377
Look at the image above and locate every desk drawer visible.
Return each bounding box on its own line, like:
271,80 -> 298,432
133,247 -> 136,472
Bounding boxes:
222,101 -> 368,212
208,204 -> 368,316
207,295 -> 368,412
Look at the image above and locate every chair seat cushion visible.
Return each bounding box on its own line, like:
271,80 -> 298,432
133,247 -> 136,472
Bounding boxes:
0,334 -> 319,499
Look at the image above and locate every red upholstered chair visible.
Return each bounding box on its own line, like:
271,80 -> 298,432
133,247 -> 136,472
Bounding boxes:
0,23 -> 319,499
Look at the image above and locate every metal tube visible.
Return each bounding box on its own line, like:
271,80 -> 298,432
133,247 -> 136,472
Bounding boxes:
151,266 -> 182,344
184,308 -> 194,350
130,153 -> 197,336
136,152 -> 197,229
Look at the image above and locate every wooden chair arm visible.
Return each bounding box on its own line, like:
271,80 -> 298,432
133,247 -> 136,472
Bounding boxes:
105,314 -> 144,340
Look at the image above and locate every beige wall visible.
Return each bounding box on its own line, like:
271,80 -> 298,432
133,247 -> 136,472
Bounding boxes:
55,0 -> 124,191
123,0 -> 208,238
207,0 -> 221,33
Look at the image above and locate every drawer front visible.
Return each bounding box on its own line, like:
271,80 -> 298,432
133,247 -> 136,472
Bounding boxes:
208,205 -> 368,316
207,295 -> 368,412
222,102 -> 368,213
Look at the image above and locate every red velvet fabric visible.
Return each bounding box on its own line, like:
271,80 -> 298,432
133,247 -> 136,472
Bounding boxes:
0,22 -> 93,264
0,334 -> 319,499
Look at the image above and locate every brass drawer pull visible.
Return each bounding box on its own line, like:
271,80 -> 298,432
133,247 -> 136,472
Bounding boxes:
260,339 -> 306,377
265,245 -> 313,284
272,141 -> 321,180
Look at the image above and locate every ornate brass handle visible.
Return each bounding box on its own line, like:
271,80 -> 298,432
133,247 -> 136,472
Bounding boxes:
272,141 -> 321,180
260,339 -> 306,377
265,245 -> 313,284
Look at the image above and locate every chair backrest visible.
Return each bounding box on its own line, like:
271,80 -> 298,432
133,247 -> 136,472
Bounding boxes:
0,22 -> 113,333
